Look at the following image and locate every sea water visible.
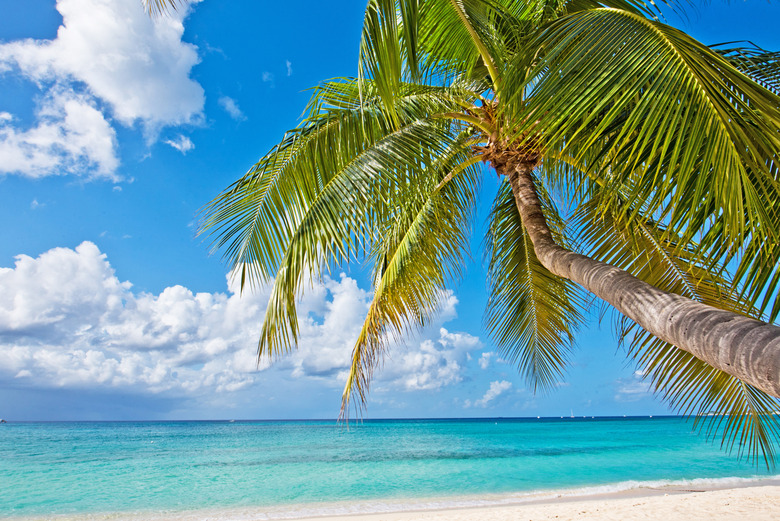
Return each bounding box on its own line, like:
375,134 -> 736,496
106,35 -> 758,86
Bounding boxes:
1,417 -> 777,519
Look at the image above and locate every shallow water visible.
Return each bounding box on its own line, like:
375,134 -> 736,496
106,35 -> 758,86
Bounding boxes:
1,417 -> 776,519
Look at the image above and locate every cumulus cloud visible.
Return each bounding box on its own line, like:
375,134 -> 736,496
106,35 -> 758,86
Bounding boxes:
0,91 -> 119,179
382,327 -> 481,391
0,0 -> 204,129
281,283 -> 482,392
466,380 -> 513,408
0,0 -> 205,178
0,242 -> 266,394
164,134 -> 194,154
357,292 -> 482,392
281,274 -> 370,380
218,96 -> 245,121
0,243 -> 481,400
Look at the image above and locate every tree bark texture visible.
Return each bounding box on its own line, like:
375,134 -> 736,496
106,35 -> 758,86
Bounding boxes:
505,163 -> 780,399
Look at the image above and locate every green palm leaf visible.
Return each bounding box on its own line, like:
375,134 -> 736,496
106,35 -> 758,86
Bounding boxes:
343,140 -> 481,415
142,0 -> 187,15
511,8 -> 780,252
485,175 -> 585,392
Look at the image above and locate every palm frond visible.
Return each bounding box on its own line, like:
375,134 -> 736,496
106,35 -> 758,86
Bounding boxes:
510,8 -> 780,259
342,139 -> 481,415
484,174 -> 585,392
201,78 -> 479,362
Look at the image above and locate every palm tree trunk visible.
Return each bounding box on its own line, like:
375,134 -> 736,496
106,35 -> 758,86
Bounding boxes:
504,163 -> 780,399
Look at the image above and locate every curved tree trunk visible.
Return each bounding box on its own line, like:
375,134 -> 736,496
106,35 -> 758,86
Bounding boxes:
504,163 -> 780,399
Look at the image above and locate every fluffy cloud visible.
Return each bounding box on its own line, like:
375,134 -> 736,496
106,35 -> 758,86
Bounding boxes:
0,243 -> 482,400
0,0 -> 205,178
286,274 -> 370,379
0,0 -> 204,129
466,380 -> 513,408
279,282 -> 482,394
381,326 -> 481,391
0,91 -> 118,179
0,242 -> 265,395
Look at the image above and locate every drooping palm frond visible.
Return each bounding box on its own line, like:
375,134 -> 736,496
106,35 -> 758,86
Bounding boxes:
731,229 -> 780,324
201,78 -> 480,361
509,8 -> 780,258
342,138 -> 482,415
573,188 -> 780,465
484,174 -> 586,392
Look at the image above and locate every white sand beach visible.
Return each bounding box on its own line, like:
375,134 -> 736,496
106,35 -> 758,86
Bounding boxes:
300,485 -> 780,521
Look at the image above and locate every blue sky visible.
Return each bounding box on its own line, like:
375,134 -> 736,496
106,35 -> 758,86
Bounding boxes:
0,0 -> 778,421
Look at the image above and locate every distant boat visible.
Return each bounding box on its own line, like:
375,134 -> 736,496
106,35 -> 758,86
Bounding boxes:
0,419 -> 6,424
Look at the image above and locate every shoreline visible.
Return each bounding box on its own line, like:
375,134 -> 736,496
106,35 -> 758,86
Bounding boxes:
302,483 -> 780,521
14,476 -> 780,521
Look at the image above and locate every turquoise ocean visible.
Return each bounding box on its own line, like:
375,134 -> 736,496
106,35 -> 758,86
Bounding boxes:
2,417 -> 778,520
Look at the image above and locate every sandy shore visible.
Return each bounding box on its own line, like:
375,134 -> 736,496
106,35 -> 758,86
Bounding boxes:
298,484 -> 780,521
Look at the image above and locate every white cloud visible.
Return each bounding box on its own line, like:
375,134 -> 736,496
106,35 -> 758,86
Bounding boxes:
466,380 -> 512,408
0,0 -> 204,130
0,242 -> 268,395
262,71 -> 274,84
164,134 -> 194,154
218,96 -> 245,121
0,0 -> 205,178
379,314 -> 482,392
278,284 -> 481,393
478,352 -> 493,370
0,243 -> 482,400
286,60 -> 292,76
284,274 -> 370,380
0,91 -> 119,179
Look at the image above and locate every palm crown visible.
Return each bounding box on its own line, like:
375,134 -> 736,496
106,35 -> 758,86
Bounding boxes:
191,0 -> 780,463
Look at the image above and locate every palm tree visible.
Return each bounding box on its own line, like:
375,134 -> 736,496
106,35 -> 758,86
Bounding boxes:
155,0 -> 780,461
